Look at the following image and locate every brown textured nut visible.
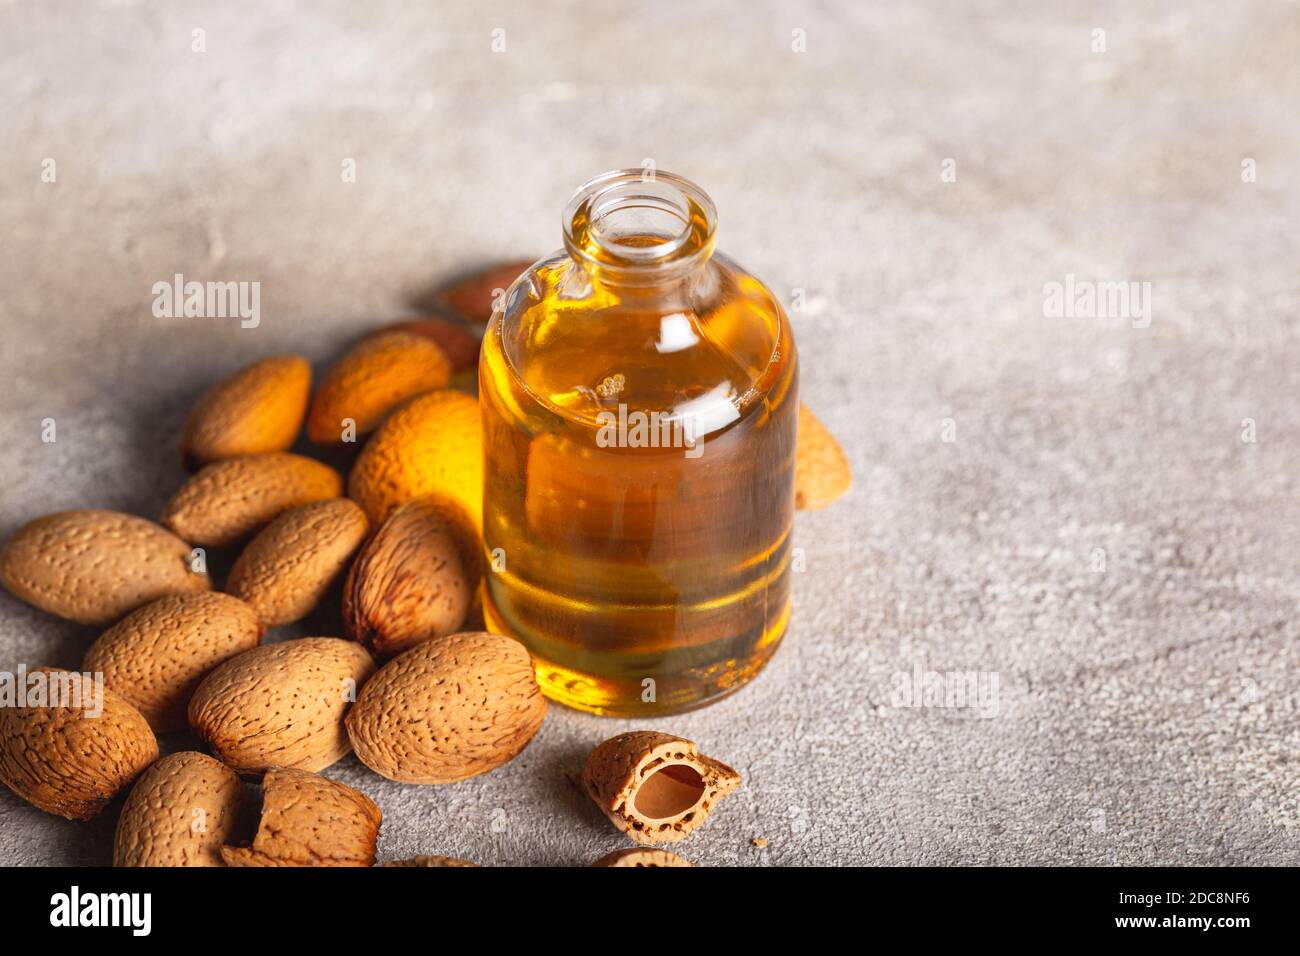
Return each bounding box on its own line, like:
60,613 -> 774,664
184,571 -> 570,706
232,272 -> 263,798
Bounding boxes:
0,510 -> 210,626
583,732 -> 741,846
114,752 -> 249,867
592,847 -> 693,867
161,453 -> 343,548
220,767 -> 380,867
180,355 -> 311,469
795,403 -> 851,510
188,638 -> 375,774
0,668 -> 158,820
382,855 -> 477,868
348,389 -> 483,531
437,260 -> 534,324
307,331 -> 452,444
83,592 -> 264,732
226,498 -> 369,627
373,317 -> 481,373
343,497 -> 481,658
345,631 -> 546,784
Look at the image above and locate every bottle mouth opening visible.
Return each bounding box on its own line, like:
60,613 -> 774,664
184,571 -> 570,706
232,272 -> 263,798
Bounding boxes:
563,169 -> 717,284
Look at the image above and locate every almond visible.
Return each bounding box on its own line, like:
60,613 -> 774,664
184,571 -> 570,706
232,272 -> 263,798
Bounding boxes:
220,767 -> 380,867
795,403 -> 851,510
348,389 -> 483,531
226,498 -> 369,627
180,355 -> 311,469
188,637 -> 375,774
307,331 -> 452,444
592,847 -> 693,867
0,510 -> 209,626
83,592 -> 263,732
342,496 -> 481,658
583,732 -> 741,845
437,260 -> 534,324
161,452 -> 343,548
345,631 -> 545,784
114,752 -> 250,867
0,668 -> 158,820
374,317 -> 481,373
382,855 -> 477,867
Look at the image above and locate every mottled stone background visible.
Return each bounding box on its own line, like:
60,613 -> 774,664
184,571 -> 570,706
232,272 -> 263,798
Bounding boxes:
1,0 -> 1296,865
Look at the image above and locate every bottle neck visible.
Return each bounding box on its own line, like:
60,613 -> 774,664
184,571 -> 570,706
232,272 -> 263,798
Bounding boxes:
562,169 -> 717,289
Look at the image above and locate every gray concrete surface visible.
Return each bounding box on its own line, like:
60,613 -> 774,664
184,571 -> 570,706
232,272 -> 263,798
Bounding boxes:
1,1 -> 1297,866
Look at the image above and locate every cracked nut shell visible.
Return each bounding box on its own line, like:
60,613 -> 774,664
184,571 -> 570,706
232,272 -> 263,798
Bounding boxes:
221,766 -> 380,867
345,631 -> 546,784
188,637 -> 376,774
592,847 -> 693,867
114,751 -> 249,867
0,667 -> 158,819
84,592 -> 263,732
583,731 -> 741,845
0,510 -> 209,626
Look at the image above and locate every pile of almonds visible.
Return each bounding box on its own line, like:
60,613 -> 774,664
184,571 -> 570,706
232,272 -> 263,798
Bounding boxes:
0,262 -> 850,867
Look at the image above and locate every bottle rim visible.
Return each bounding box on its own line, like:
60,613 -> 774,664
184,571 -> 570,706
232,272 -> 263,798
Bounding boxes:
562,169 -> 718,285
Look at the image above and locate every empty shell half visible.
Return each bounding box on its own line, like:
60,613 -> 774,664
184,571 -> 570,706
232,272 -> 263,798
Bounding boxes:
583,731 -> 741,846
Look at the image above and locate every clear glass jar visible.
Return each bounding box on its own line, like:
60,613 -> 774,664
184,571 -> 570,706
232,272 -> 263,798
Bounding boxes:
479,169 -> 798,715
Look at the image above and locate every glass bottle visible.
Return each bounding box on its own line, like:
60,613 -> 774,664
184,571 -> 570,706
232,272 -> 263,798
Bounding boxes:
479,169 -> 798,715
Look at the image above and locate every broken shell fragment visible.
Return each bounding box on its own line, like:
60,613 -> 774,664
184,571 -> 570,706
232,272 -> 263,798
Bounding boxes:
583,731 -> 741,845
592,847 -> 693,867
220,767 -> 380,867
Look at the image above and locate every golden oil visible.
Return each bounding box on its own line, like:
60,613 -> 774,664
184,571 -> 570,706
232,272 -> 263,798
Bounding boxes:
479,170 -> 798,715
